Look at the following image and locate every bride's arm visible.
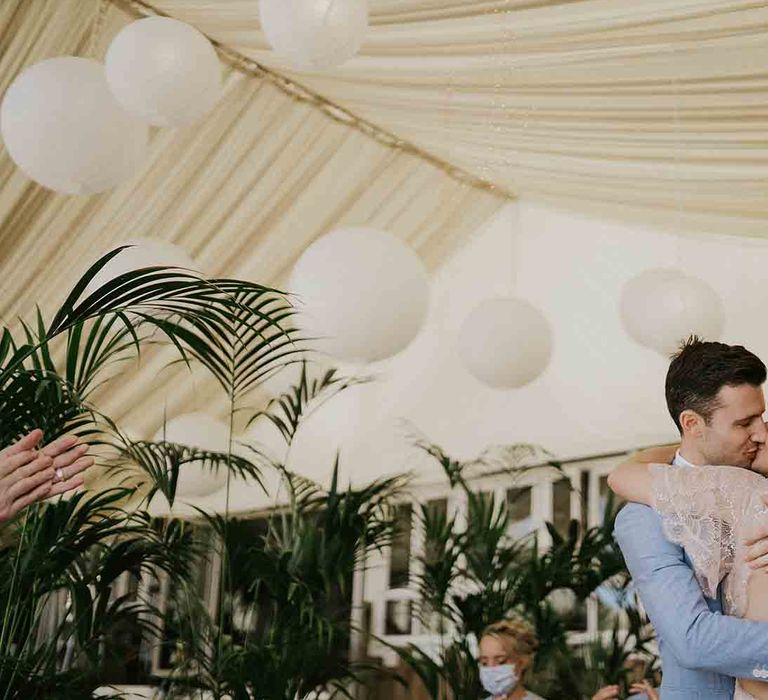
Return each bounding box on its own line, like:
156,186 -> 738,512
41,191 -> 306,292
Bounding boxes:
607,444 -> 678,504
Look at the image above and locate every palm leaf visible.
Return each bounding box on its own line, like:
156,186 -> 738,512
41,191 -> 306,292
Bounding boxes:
248,363 -> 371,446
42,249 -> 304,402
107,432 -> 267,508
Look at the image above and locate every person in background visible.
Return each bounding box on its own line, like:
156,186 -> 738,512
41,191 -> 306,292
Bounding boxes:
477,616 -> 546,700
0,429 -> 92,523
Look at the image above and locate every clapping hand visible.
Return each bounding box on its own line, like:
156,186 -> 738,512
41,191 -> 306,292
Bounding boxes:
592,681 -> 659,700
0,429 -> 93,523
630,680 -> 659,699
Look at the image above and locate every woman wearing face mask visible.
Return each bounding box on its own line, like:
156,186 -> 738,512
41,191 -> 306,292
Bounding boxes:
478,617 -> 545,700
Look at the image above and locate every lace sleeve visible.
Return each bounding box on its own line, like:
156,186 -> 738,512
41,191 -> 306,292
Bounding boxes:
649,463 -> 767,599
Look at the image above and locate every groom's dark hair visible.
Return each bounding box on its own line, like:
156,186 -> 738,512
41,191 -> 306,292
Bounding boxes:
666,336 -> 766,432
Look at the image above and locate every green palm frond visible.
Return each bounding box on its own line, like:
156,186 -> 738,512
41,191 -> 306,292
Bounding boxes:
0,313 -> 94,446
415,500 -> 462,626
462,490 -> 512,583
388,643 -> 442,699
109,434 -> 267,507
41,249 -> 304,402
248,363 -> 371,446
0,367 -> 94,447
386,638 -> 479,700
409,434 -> 468,489
0,487 -> 198,695
64,314 -> 144,400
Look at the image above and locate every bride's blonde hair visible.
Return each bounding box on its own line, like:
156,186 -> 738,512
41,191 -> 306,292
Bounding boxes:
480,615 -> 539,664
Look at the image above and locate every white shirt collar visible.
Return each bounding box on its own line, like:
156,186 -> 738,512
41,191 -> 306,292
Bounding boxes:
674,451 -> 697,468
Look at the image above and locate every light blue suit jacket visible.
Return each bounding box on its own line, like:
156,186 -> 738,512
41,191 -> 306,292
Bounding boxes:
615,502 -> 768,698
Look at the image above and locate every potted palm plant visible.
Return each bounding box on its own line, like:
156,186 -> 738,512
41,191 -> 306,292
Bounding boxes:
0,247 -> 302,697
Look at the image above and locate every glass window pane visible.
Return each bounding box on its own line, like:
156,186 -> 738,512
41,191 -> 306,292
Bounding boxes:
156,522 -> 217,672
385,600 -> 413,635
426,498 -> 447,521
552,477 -> 572,536
580,470 -> 590,531
468,490 -> 494,513
507,486 -> 532,521
100,573 -> 151,684
507,486 -> 534,539
424,498 -> 448,566
389,504 -> 412,589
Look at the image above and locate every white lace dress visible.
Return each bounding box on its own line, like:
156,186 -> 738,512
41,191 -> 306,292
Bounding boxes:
650,463 -> 768,700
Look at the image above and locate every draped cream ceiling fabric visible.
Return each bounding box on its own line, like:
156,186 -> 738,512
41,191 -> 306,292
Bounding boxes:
0,0 -> 502,440
0,0 -> 767,451
134,0 -> 768,236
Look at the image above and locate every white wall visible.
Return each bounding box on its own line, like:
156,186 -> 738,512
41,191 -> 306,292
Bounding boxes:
162,199 -> 768,515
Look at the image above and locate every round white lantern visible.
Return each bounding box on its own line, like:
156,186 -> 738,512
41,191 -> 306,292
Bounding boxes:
105,17 -> 221,127
154,413 -> 230,497
458,298 -> 552,389
259,0 -> 368,70
85,238 -> 197,297
290,227 -> 429,363
620,268 -> 725,355
0,57 -> 148,195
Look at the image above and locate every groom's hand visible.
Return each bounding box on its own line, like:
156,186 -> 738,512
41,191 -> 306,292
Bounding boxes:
743,494 -> 768,570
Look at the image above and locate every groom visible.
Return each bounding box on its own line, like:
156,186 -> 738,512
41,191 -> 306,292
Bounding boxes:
615,337 -> 768,698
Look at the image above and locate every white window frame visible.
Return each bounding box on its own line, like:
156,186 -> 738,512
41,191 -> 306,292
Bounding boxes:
361,452 -> 631,665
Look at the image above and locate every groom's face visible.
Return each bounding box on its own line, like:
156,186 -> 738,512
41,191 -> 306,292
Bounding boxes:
699,383 -> 767,467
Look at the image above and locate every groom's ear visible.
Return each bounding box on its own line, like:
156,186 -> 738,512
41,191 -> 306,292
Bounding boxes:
680,409 -> 704,437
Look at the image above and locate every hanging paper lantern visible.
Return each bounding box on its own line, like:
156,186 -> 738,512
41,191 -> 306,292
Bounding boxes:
0,57 -> 148,195
458,298 -> 552,389
154,413 -> 230,498
620,268 -> 724,355
105,16 -> 221,127
290,227 -> 429,363
259,0 -> 368,70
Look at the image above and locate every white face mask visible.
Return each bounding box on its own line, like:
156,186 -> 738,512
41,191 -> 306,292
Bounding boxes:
479,663 -> 519,696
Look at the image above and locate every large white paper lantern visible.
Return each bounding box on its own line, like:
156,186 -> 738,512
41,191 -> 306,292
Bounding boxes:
620,268 -> 725,355
259,0 -> 368,70
290,227 -> 429,363
154,413 -> 230,498
0,57 -> 148,195
105,17 -> 221,127
458,298 -> 552,389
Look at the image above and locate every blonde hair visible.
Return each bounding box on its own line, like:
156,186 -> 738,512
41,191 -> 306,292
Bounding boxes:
480,615 -> 539,660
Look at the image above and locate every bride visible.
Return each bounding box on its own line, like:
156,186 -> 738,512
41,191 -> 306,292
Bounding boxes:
609,441 -> 768,700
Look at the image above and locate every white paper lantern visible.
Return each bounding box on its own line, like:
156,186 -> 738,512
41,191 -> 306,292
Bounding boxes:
458,298 -> 552,389
105,17 -> 221,127
85,238 -> 197,297
154,413 -> 230,498
259,0 -> 368,70
0,57 -> 148,195
290,227 -> 429,363
620,268 -> 725,355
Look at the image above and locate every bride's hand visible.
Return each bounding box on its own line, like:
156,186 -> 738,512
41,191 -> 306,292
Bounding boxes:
631,444 -> 679,465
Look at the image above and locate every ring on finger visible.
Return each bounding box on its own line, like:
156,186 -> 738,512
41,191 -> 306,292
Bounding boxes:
55,467 -> 64,482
